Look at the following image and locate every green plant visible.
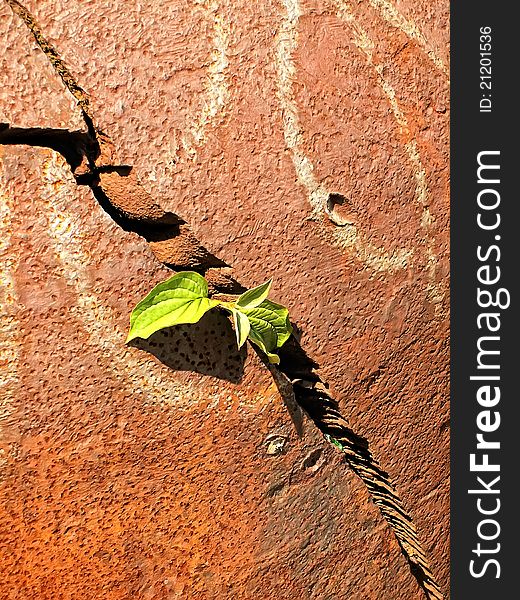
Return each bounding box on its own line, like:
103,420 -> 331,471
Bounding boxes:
126,271 -> 292,364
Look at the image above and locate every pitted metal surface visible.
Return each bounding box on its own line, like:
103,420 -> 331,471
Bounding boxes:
1,1 -> 449,598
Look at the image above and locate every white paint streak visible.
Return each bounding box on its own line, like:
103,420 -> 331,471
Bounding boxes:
275,0 -> 329,219
0,166 -> 20,472
334,1 -> 446,301
275,0 -> 412,272
424,245 -> 447,317
368,0 -> 449,78
182,0 -> 230,158
333,0 -> 443,290
40,153 -> 197,409
335,0 -> 430,215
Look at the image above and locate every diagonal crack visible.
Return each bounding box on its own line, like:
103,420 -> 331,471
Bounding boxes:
2,2 -> 444,598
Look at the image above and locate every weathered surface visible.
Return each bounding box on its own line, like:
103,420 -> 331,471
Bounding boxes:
0,1 -> 449,598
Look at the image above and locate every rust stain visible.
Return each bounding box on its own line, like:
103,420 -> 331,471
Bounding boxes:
0,0 -> 450,597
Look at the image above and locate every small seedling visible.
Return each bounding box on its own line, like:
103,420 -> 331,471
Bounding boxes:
126,271 -> 292,364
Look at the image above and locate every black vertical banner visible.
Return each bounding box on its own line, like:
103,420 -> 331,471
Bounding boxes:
451,2 -> 517,598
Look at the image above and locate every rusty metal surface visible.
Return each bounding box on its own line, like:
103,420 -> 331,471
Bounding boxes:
1,1 -> 449,598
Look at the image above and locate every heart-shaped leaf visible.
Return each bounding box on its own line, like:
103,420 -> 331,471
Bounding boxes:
126,271 -> 221,342
241,299 -> 292,363
235,279 -> 272,310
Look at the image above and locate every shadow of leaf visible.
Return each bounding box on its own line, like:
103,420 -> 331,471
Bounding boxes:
129,310 -> 246,384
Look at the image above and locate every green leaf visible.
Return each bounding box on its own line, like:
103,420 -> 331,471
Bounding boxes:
325,434 -> 345,451
126,271 -> 221,342
236,279 -> 272,310
243,299 -> 292,349
247,328 -> 281,364
241,299 -> 293,363
231,308 -> 250,349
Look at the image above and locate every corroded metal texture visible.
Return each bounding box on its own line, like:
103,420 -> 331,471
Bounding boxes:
0,1 -> 449,598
